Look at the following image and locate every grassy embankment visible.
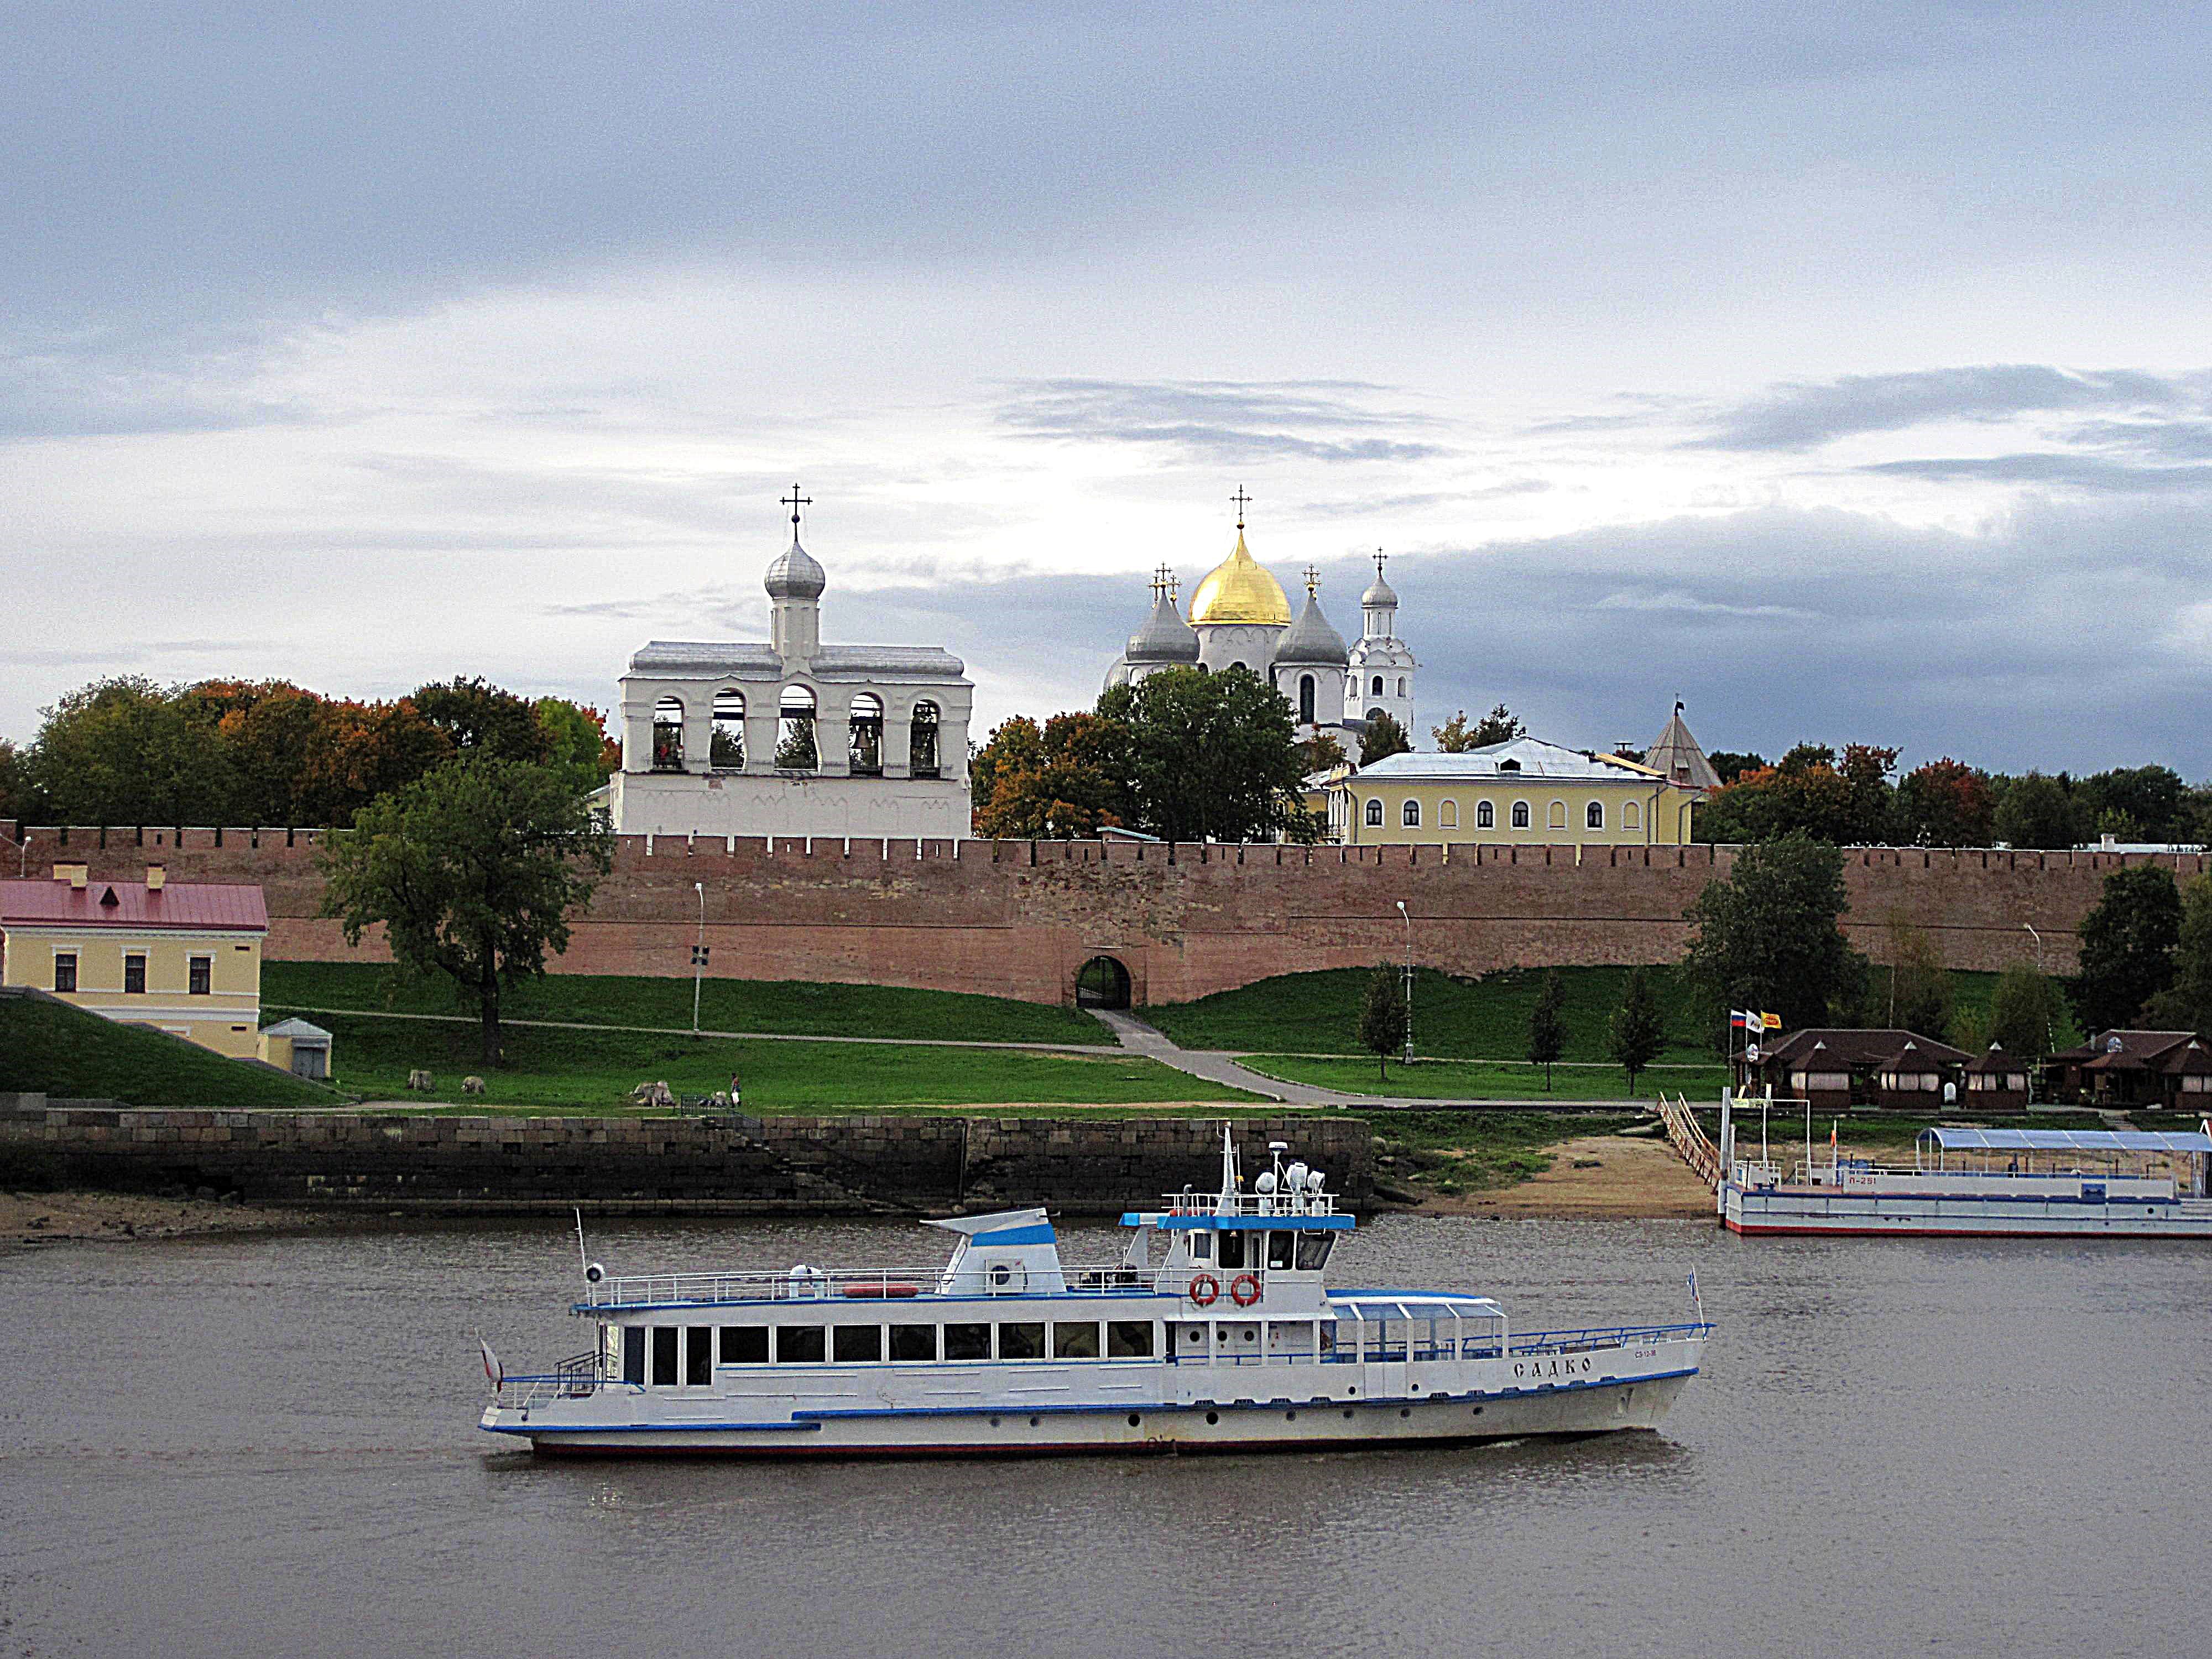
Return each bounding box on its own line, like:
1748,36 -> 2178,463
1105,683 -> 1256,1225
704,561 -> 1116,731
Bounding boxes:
0,994 -> 340,1109
255,962 -> 1246,1111
1147,964 -> 2060,1100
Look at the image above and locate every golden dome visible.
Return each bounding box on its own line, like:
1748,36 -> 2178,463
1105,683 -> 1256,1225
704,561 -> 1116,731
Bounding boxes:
1187,530 -> 1292,627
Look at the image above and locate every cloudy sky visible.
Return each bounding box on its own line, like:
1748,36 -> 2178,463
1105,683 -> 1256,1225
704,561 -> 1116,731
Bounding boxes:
7,2 -> 2212,774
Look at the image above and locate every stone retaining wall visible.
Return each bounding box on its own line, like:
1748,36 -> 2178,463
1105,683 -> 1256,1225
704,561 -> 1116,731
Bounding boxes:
0,1108 -> 1374,1217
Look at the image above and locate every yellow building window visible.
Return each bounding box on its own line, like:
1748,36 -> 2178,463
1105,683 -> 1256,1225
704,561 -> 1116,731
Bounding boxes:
1586,801 -> 1604,830
1511,801 -> 1529,828
1401,800 -> 1420,828
1365,798 -> 1383,827
54,952 -> 77,993
124,954 -> 146,994
189,956 -> 211,996
1477,801 -> 1494,829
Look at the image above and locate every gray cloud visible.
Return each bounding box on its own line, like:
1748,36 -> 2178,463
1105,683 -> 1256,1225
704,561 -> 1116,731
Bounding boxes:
1692,366 -> 2204,451
997,379 -> 1447,465
1862,453 -> 2212,492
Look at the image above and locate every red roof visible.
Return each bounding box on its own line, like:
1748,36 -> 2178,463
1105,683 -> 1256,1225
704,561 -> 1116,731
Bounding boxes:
0,879 -> 268,933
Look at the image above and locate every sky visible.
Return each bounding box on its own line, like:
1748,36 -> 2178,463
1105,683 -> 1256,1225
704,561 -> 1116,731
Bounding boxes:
7,2 -> 2212,775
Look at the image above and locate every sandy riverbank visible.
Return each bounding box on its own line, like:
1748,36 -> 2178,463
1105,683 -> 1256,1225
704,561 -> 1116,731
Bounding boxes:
2,1190 -> 336,1246
1423,1135 -> 1718,1219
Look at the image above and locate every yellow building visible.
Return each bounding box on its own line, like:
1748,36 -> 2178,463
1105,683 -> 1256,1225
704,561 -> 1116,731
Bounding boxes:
1338,739 -> 1702,846
0,864 -> 268,1057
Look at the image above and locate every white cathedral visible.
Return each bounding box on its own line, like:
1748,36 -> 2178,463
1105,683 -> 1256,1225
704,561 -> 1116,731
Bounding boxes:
1104,511 -> 1417,747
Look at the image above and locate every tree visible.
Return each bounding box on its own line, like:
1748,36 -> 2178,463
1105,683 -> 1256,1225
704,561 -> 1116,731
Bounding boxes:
319,757 -> 614,1064
23,676 -> 239,826
973,711 -> 1130,839
1097,666 -> 1312,843
535,698 -> 620,782
2145,871 -> 2212,1035
296,697 -> 455,826
1994,773 -> 2084,849
1526,969 -> 1567,1090
1988,963 -> 2062,1062
1607,968 -> 1666,1095
1359,710 -> 1412,766
1358,963 -> 1407,1083
1296,732 -> 1348,775
0,737 -> 39,825
2079,766 -> 2188,844
2070,865 -> 2182,1034
1434,703 -> 1522,752
1682,832 -> 1866,1034
1706,750 -> 1766,785
1896,758 -> 1994,847
410,676 -> 554,764
1883,915 -> 1954,1039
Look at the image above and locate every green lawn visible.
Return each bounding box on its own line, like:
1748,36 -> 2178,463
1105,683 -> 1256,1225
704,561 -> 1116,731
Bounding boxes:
0,993 -> 341,1109
1378,1110 -> 1641,1194
1147,965 -> 1715,1062
262,961 -> 1114,1046
1240,1053 -> 1730,1102
308,1010 -> 1258,1109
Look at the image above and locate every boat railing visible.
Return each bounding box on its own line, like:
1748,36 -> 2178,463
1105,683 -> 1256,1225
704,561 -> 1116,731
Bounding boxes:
495,1350 -> 606,1409
1509,1322 -> 1712,1355
1156,1189 -> 1342,1218
581,1262 -> 1178,1308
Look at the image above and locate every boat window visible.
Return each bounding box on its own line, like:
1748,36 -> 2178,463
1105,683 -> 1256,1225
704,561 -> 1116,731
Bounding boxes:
651,1326 -> 680,1385
834,1325 -> 883,1363
721,1326 -> 768,1364
1051,1321 -> 1100,1360
1296,1232 -> 1334,1271
998,1322 -> 1046,1360
687,1327 -> 713,1385
943,1322 -> 992,1361
889,1324 -> 938,1361
1187,1230 -> 1212,1262
776,1326 -> 826,1364
1107,1321 -> 1155,1359
1266,1229 -> 1296,1270
623,1326 -> 646,1384
1217,1230 -> 1246,1270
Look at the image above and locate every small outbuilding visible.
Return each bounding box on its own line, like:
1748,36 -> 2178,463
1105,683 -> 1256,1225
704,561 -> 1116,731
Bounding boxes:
2045,1030 -> 2212,1108
1754,1028 -> 1973,1113
258,1017 -> 333,1081
1960,1042 -> 2032,1112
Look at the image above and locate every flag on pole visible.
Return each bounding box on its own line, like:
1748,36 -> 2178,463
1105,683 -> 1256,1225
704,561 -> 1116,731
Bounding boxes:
478,1334 -> 503,1393
1729,1010 -> 1749,1030
1761,1012 -> 1781,1030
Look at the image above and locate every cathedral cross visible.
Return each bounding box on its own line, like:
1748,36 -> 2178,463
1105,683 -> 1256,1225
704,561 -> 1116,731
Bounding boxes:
1230,486 -> 1252,530
1303,564 -> 1321,597
781,483 -> 812,535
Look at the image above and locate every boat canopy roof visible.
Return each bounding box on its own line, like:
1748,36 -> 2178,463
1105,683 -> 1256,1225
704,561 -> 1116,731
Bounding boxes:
1331,1291 -> 1505,1321
1918,1126 -> 2212,1154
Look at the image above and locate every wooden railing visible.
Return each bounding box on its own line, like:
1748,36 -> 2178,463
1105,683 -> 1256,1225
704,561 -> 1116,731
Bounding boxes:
1657,1093 -> 1721,1188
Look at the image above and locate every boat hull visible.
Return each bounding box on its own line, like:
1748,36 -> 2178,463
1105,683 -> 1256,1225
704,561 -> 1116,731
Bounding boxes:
487,1367 -> 1695,1458
1722,1183 -> 2212,1238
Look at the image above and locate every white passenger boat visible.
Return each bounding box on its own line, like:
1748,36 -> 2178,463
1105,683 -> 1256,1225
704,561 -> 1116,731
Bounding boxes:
480,1131 -> 1710,1457
1718,1099 -> 2212,1238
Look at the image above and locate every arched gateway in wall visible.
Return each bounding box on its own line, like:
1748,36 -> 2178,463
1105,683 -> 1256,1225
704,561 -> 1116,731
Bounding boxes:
1074,955 -> 1133,1010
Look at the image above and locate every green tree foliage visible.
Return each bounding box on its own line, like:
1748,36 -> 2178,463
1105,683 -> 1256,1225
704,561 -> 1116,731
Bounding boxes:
1359,709 -> 1413,766
1896,758 -> 1994,847
318,757 -> 614,1064
1993,773 -> 2086,849
0,737 -> 39,825
1693,743 -> 1897,845
1988,964 -> 2063,1061
1296,732 -> 1349,774
1882,915 -> 1954,1039
1358,963 -> 1408,1082
24,676 -> 239,826
1433,703 -> 1524,752
534,697 -> 620,781
2078,766 -> 2188,843
1705,750 -> 1766,785
1606,967 -> 1666,1095
2145,871 -> 2212,1035
2070,865 -> 2182,1034
1682,832 -> 1867,1035
410,676 -> 553,764
972,712 -> 1131,839
1097,666 -> 1313,843
1526,968 -> 1567,1089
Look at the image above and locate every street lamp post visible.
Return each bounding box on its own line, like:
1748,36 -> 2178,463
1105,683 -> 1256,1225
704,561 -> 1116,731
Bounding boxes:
1396,899 -> 1413,1065
692,881 -> 707,1033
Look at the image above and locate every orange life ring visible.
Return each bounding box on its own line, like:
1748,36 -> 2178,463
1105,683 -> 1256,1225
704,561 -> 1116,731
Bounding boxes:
1187,1272 -> 1220,1306
1229,1272 -> 1262,1307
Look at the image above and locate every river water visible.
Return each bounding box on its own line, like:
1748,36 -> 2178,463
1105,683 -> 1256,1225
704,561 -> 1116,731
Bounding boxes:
3,1213 -> 2205,1658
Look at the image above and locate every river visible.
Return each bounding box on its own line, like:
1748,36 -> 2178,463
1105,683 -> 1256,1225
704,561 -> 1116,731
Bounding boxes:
3,1214 -> 2205,1657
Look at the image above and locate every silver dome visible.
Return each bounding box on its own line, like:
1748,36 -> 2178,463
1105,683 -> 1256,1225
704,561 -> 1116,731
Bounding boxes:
1125,592 -> 1201,664
1361,569 -> 1399,609
1272,593 -> 1349,666
765,536 -> 827,601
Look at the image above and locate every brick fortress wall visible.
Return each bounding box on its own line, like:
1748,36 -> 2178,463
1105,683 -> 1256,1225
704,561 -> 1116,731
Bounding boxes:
7,823 -> 2198,1006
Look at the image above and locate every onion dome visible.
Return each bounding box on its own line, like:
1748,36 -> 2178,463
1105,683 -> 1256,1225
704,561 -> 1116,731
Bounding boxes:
1187,530 -> 1292,628
1361,566 -> 1398,609
1272,592 -> 1349,667
764,535 -> 826,601
1127,591 -> 1201,665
